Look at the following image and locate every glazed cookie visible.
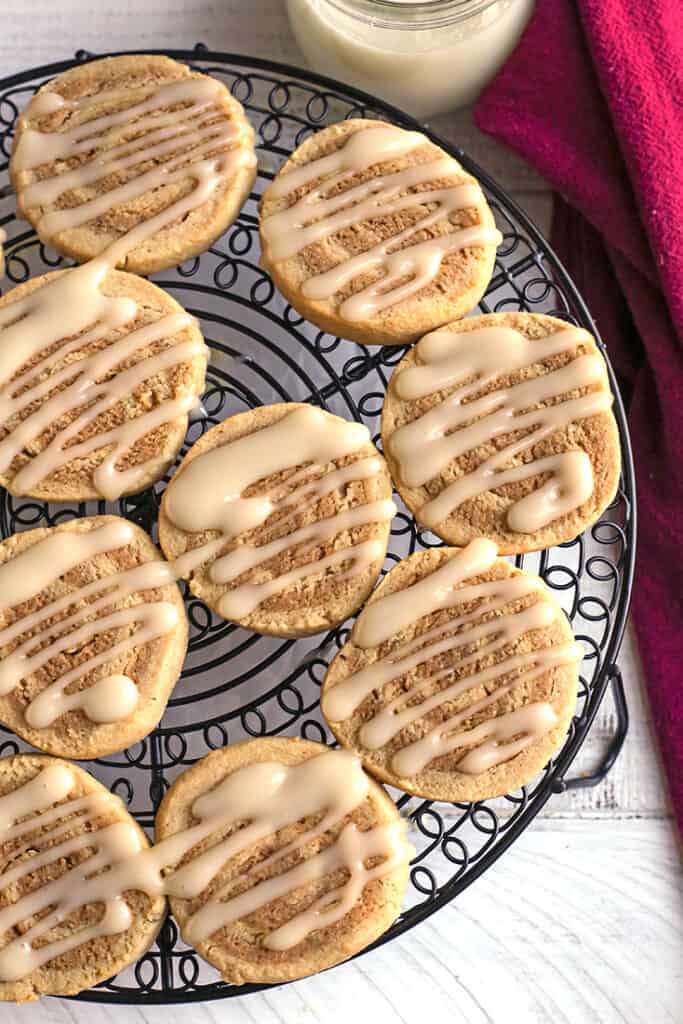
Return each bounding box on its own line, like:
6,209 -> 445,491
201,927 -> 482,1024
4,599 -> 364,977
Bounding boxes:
381,312 -> 621,554
259,118 -> 500,346
0,755 -> 166,1002
322,539 -> 581,802
10,54 -> 257,274
155,737 -> 412,984
158,403 -> 395,637
0,266 -> 207,502
0,515 -> 187,759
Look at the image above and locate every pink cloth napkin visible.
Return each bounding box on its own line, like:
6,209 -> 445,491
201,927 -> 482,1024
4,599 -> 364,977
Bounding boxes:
475,0 -> 683,833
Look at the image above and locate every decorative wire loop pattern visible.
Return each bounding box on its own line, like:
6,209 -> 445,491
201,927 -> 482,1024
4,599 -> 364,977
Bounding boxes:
0,49 -> 636,1005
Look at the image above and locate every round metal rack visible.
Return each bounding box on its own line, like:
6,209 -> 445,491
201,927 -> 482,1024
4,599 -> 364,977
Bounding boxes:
0,46 -> 636,1004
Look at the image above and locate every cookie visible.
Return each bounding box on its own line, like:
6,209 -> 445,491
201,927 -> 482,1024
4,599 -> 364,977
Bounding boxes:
158,403 -> 395,637
0,265 -> 207,502
155,737 -> 411,984
259,118 -> 500,346
381,312 -> 621,553
0,515 -> 188,759
10,54 -> 257,274
322,539 -> 581,802
0,754 -> 166,1002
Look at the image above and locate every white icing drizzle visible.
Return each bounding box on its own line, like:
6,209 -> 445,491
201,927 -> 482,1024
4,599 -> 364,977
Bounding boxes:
322,538 -> 582,776
0,73 -> 259,500
388,324 -> 613,533
14,78 -> 253,238
164,406 -> 396,620
0,519 -> 179,728
261,124 -> 501,321
0,750 -> 411,980
0,403 -> 392,726
0,401 -> 394,727
0,228 -> 5,279
0,280 -> 206,500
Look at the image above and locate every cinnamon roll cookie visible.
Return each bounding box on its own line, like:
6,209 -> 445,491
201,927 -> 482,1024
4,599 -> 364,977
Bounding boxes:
322,539 -> 582,802
259,119 -> 500,346
155,737 -> 412,984
0,267 -> 207,502
0,755 -> 166,1002
0,516 -> 187,759
158,403 -> 395,637
10,54 -> 257,273
381,312 -> 621,553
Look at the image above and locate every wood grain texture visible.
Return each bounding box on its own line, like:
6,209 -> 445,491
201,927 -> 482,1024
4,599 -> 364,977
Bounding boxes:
0,3 -> 680,1021
4,820 -> 681,1024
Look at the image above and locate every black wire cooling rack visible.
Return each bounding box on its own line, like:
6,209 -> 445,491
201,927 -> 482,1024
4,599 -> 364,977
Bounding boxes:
0,47 -> 636,1005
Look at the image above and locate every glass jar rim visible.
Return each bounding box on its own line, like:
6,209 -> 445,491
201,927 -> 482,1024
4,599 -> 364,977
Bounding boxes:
318,0 -> 503,30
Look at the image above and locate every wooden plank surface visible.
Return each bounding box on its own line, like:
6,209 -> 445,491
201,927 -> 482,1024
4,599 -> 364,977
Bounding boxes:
0,3 -> 680,1021
11,820 -> 683,1024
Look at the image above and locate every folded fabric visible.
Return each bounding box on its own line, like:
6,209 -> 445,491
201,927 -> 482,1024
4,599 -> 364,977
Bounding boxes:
475,0 -> 683,833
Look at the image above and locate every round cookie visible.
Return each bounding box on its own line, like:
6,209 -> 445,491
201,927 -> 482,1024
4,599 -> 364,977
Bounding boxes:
158,402 -> 395,637
0,515 -> 188,759
154,737 -> 411,984
322,540 -> 581,802
10,54 -> 257,274
0,754 -> 166,1002
0,267 -> 207,502
259,118 -> 500,346
381,312 -> 621,554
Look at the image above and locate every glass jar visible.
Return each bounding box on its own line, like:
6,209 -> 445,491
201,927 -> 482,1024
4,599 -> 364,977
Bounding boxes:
286,0 -> 535,118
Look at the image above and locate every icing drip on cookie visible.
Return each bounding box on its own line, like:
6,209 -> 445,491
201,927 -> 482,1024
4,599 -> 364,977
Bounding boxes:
0,400 -> 394,729
164,406 -> 396,619
261,125 -> 501,320
13,78 -> 253,237
0,763 -> 146,982
388,325 -> 613,533
0,750 -> 411,979
163,747 -> 410,948
0,519 -> 179,727
322,538 -> 582,776
0,75 -> 258,500
0,280 -> 206,500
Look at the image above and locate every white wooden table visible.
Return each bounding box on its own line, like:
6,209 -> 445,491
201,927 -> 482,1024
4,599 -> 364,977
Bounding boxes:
1,4 -> 681,1022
